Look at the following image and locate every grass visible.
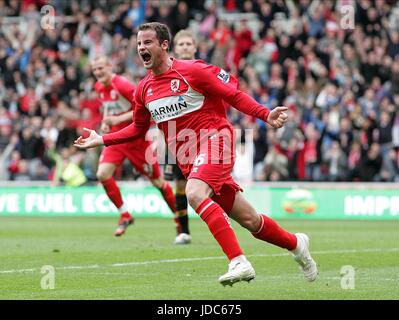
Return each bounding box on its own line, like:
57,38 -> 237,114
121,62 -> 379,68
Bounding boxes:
0,217 -> 398,300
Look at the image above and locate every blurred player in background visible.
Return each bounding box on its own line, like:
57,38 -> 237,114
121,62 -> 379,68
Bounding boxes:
163,29 -> 198,245
76,23 -> 318,286
91,56 -> 180,237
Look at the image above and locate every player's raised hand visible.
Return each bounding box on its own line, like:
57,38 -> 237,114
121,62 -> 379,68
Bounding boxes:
74,128 -> 104,149
266,106 -> 288,129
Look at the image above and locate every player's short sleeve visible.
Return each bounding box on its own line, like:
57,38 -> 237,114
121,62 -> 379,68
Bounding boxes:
188,60 -> 239,96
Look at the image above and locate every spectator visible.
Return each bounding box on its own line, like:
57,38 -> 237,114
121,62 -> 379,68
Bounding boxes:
381,148 -> 399,182
303,123 -> 323,181
323,140 -> 348,181
47,143 -> 87,187
358,143 -> 383,181
80,22 -> 112,60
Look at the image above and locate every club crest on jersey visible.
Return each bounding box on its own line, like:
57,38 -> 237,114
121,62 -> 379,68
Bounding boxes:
217,69 -> 230,83
170,79 -> 180,93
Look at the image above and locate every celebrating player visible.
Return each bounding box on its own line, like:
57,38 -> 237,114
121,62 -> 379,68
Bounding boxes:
162,29 -> 198,245
76,23 -> 318,286
91,56 -> 180,237
168,29 -> 237,245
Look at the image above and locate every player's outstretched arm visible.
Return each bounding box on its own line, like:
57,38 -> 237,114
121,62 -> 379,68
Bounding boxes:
96,80 -> 151,146
74,120 -> 149,149
74,128 -> 104,149
190,62 -> 287,127
266,106 -> 288,129
103,111 -> 133,127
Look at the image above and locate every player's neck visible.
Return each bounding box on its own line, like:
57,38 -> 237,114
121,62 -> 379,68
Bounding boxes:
102,74 -> 115,87
152,56 -> 173,76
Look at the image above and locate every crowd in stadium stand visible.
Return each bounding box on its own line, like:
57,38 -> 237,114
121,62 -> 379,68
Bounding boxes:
0,0 -> 398,183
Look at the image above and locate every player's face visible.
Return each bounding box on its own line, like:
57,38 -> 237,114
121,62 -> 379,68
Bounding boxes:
91,59 -> 112,85
137,29 -> 167,70
174,36 -> 196,60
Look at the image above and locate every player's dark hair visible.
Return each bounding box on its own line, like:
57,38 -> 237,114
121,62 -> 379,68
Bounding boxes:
138,22 -> 171,50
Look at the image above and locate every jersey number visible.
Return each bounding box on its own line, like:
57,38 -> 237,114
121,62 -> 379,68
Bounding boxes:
193,153 -> 206,166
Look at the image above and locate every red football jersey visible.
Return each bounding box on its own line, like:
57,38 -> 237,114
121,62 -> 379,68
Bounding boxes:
103,59 -> 270,164
94,75 -> 136,132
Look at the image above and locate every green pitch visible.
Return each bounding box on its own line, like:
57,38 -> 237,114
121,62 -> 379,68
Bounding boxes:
0,217 -> 398,299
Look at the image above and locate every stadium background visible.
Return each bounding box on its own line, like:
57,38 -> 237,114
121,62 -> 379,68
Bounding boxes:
0,0 -> 398,301
0,0 -> 398,184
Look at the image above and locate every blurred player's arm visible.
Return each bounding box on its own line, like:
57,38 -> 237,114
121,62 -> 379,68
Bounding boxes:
103,96 -> 150,146
74,112 -> 149,149
100,103 -> 111,133
190,61 -> 288,128
103,110 -> 133,127
103,76 -> 136,127
74,84 -> 150,149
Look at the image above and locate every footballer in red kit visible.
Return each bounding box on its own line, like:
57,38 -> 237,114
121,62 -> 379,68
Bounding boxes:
94,72 -> 158,174
91,56 -> 180,238
124,58 -> 243,210
76,24 -> 318,285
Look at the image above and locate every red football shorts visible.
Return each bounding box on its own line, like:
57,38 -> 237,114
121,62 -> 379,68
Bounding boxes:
99,138 -> 161,179
180,129 -> 242,214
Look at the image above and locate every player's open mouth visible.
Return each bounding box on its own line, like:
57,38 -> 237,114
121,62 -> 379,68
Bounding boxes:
141,53 -> 151,63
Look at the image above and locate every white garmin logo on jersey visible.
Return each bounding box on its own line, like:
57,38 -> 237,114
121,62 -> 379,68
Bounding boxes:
217,69 -> 230,83
150,96 -> 188,120
171,79 -> 180,93
146,86 -> 205,123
